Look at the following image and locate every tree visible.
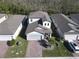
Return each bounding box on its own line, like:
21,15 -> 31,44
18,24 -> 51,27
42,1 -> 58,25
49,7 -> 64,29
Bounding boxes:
61,0 -> 77,14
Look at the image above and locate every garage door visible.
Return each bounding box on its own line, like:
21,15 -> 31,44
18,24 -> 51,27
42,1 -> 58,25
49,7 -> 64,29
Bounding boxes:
27,31 -> 44,40
0,35 -> 12,41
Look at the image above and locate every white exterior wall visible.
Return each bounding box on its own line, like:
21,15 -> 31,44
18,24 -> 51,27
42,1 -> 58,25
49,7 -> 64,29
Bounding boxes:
64,34 -> 79,42
29,18 -> 40,24
27,31 -> 44,40
0,16 -> 7,24
0,35 -> 12,41
43,21 -> 51,28
13,23 -> 22,39
50,34 -> 51,38
75,51 -> 79,53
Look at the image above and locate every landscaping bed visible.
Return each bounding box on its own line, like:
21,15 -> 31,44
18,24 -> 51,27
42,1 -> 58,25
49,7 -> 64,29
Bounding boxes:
5,36 -> 28,58
43,37 -> 73,57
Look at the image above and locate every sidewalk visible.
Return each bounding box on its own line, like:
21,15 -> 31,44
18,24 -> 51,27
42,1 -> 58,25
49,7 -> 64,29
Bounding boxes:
0,41 -> 8,58
72,53 -> 79,57
26,40 -> 42,57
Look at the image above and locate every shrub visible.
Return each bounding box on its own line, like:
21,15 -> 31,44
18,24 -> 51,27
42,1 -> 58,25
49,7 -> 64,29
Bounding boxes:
7,39 -> 16,46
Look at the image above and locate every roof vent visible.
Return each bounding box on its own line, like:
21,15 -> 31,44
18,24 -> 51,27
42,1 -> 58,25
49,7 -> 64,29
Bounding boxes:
0,15 -> 8,24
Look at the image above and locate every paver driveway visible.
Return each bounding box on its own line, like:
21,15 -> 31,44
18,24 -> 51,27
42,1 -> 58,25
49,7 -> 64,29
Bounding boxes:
26,40 -> 42,57
0,41 -> 8,58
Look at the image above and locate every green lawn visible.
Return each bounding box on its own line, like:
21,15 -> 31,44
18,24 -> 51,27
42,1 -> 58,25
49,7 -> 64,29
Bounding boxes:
43,37 -> 73,57
5,36 -> 28,58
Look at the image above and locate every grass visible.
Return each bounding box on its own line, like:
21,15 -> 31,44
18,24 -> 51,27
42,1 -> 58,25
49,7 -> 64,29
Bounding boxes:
43,37 -> 73,57
5,36 -> 28,58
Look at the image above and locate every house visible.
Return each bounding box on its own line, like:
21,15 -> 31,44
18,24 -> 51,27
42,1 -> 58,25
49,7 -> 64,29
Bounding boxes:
0,14 -> 26,41
68,14 -> 79,53
25,11 -> 52,40
51,14 -> 79,53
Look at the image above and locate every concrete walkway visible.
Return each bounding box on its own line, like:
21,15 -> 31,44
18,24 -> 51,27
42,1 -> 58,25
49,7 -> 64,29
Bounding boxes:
72,53 -> 79,57
26,40 -> 42,57
0,41 -> 8,58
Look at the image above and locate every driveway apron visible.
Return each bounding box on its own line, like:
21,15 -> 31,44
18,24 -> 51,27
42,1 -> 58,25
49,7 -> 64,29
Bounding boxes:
0,41 -> 8,58
26,40 -> 42,57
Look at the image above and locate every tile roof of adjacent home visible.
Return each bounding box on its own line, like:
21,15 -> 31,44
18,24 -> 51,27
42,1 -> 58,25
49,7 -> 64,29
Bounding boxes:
51,14 -> 73,35
29,11 -> 51,22
69,14 -> 79,25
0,14 -> 26,35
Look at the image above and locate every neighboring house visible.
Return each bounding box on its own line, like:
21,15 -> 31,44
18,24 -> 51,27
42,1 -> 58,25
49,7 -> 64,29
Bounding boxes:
0,14 -> 26,41
68,14 -> 79,53
25,11 -> 52,40
51,14 -> 73,38
51,14 -> 79,53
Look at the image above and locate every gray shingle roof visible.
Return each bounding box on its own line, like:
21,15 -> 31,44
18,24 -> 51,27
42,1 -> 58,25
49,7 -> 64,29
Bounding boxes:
26,21 -> 52,35
26,11 -> 52,35
51,14 -> 72,35
26,21 -> 38,34
70,14 -> 79,25
65,30 -> 79,34
29,11 -> 51,22
0,14 -> 25,35
35,24 -> 52,34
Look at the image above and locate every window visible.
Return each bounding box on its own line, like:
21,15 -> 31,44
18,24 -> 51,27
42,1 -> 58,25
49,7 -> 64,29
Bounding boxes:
73,43 -> 77,46
31,19 -> 32,22
45,23 -> 46,26
48,23 -> 49,26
